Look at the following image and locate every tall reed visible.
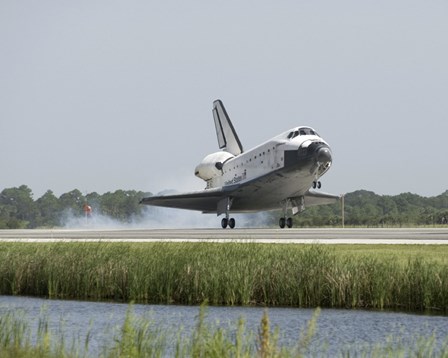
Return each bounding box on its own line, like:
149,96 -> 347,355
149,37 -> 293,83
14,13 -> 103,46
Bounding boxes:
0,242 -> 447,313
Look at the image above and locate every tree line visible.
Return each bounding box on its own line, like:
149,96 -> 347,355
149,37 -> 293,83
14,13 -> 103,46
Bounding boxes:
0,185 -> 447,229
286,189 -> 448,227
0,185 -> 151,229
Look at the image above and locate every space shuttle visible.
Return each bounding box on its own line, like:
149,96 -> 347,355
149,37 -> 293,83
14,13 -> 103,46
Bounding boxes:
140,100 -> 339,228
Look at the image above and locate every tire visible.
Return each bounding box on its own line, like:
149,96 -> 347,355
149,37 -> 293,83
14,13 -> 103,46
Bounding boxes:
279,217 -> 286,229
221,218 -> 228,229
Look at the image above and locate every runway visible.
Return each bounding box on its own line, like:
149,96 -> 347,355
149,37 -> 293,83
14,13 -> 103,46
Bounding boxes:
0,228 -> 448,244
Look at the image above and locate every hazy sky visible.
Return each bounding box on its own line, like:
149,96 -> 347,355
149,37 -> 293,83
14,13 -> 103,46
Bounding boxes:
1,1 -> 447,199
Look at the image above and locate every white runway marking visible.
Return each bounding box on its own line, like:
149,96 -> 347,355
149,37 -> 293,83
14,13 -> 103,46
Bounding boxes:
0,228 -> 448,244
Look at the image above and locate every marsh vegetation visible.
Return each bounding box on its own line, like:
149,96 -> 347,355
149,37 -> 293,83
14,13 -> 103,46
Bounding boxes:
0,243 -> 447,313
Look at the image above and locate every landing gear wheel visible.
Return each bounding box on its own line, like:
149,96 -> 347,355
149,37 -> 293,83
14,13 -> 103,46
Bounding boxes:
317,181 -> 321,189
312,181 -> 317,189
279,217 -> 286,229
286,217 -> 293,228
221,218 -> 228,229
228,218 -> 235,229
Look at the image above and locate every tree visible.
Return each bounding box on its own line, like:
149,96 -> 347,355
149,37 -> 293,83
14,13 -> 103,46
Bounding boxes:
59,189 -> 85,217
35,190 -> 60,227
99,190 -> 145,222
0,185 -> 38,228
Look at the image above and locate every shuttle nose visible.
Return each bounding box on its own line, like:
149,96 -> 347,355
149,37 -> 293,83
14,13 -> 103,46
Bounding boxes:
316,147 -> 332,164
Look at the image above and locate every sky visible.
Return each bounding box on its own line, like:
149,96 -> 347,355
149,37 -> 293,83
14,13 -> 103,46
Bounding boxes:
1,0 -> 447,199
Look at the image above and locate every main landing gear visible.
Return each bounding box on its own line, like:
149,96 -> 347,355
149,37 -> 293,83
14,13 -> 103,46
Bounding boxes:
312,181 -> 321,189
279,199 -> 294,229
278,197 -> 306,229
221,217 -> 235,229
279,217 -> 293,229
220,197 -> 235,229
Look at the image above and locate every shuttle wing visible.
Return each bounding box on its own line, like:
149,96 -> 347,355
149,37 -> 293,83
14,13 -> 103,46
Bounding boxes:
303,190 -> 341,207
213,100 -> 243,155
140,188 -> 228,213
140,186 -> 340,214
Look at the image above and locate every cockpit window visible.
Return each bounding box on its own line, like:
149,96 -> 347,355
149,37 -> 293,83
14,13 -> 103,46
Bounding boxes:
288,127 -> 320,139
299,127 -> 319,137
287,130 -> 300,139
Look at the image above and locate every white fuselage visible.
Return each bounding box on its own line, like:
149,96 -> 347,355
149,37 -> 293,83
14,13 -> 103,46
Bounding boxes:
195,126 -> 332,212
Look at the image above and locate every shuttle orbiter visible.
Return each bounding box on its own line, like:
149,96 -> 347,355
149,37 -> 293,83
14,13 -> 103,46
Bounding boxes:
140,100 -> 339,228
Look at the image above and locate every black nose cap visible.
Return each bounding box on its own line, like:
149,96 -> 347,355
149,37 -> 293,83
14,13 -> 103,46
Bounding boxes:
316,147 -> 332,164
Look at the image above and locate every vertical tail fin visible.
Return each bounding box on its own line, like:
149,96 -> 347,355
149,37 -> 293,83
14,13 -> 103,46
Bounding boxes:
212,100 -> 243,155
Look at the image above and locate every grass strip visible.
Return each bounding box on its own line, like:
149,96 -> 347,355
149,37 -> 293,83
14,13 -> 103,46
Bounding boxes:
0,242 -> 447,313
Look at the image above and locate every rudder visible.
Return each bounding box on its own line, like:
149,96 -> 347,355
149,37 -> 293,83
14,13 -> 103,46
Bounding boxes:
212,99 -> 243,155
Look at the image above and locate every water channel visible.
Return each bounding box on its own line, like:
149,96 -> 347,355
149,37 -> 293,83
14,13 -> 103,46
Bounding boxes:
1,295 -> 447,356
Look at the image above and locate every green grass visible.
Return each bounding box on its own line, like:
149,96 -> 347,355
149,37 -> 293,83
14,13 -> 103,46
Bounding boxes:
0,243 -> 448,312
331,244 -> 448,265
1,304 -> 448,357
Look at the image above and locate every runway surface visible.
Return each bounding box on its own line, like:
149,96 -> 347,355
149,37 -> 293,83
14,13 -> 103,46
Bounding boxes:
0,228 -> 448,244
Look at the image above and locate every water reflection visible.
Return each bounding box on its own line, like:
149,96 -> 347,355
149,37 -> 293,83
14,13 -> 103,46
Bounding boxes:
1,295 -> 447,356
